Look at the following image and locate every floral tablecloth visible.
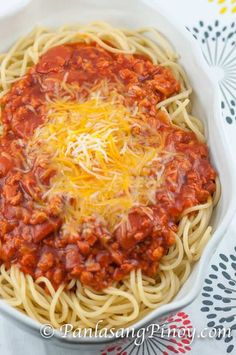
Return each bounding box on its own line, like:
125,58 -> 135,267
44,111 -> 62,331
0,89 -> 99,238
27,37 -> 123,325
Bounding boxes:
0,0 -> 235,354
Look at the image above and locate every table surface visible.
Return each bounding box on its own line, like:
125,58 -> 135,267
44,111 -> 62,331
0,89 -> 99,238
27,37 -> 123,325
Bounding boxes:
0,0 -> 236,354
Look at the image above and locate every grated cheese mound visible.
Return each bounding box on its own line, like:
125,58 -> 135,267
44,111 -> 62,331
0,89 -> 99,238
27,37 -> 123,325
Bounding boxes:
27,88 -> 166,233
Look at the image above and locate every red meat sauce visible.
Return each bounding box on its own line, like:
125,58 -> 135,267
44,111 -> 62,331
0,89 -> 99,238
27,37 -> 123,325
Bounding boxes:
0,42 -> 216,291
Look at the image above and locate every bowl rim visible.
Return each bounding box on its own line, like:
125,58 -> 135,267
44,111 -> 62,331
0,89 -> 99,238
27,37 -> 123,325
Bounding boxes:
0,0 -> 236,346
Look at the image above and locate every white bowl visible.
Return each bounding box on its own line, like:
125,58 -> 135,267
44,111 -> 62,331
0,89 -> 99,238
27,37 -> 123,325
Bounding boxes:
0,0 -> 236,352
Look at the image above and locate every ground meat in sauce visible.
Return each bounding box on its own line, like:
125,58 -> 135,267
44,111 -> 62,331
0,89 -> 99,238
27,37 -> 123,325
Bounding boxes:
0,43 -> 216,290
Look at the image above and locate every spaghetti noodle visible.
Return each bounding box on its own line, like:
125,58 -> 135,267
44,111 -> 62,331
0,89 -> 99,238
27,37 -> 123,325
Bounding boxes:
0,22 -> 219,330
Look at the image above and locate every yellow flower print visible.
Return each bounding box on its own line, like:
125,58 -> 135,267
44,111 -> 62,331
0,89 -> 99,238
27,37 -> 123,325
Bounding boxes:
208,0 -> 236,14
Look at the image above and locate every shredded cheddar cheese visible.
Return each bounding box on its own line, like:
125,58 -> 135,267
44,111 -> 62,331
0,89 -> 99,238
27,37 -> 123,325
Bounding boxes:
27,88 -> 166,233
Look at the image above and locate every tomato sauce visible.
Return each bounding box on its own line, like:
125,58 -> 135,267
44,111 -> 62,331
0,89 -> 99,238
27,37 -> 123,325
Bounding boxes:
0,43 -> 216,290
